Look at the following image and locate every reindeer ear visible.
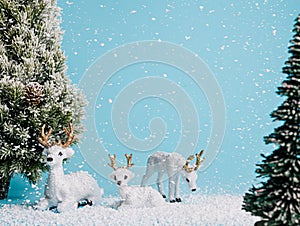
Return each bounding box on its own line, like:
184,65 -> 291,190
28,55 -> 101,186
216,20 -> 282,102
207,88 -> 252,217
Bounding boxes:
42,148 -> 48,156
127,170 -> 135,180
109,171 -> 116,180
64,147 -> 75,159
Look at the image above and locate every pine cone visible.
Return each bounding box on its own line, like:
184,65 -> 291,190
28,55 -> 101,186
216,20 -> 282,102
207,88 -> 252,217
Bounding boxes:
24,82 -> 43,106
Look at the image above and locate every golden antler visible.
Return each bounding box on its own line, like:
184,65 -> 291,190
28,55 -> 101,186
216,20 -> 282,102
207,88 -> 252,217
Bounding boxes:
194,150 -> 205,171
108,153 -> 134,170
183,155 -> 195,173
183,150 -> 205,172
38,124 -> 53,147
108,154 -> 118,170
60,122 -> 75,148
38,123 -> 75,148
125,153 -> 134,169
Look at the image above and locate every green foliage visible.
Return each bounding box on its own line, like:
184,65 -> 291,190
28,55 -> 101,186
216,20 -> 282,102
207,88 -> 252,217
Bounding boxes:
243,15 -> 300,225
0,0 -> 86,185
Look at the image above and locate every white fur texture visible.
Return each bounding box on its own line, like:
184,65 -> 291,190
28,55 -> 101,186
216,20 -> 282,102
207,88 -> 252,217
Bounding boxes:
141,152 -> 199,202
110,167 -> 166,208
119,185 -> 166,208
37,146 -> 103,212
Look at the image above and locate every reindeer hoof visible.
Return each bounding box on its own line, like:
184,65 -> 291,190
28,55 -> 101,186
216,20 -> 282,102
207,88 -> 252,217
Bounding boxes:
78,199 -> 93,208
170,200 -> 176,203
87,200 -> 93,206
176,198 -> 182,202
49,206 -> 58,211
162,195 -> 166,199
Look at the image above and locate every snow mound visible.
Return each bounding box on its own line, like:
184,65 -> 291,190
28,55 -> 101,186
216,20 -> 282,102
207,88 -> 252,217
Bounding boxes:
0,195 -> 258,225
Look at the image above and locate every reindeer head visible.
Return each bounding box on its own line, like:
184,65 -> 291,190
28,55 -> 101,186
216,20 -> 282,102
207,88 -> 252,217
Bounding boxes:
38,123 -> 75,167
108,154 -> 135,186
181,150 -> 205,192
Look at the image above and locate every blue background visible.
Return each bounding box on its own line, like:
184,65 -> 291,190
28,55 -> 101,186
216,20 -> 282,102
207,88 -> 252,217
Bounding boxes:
2,1 -> 300,204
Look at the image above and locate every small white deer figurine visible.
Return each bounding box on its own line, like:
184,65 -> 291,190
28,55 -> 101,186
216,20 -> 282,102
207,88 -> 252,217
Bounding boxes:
36,123 -> 103,212
141,150 -> 204,203
108,153 -> 166,208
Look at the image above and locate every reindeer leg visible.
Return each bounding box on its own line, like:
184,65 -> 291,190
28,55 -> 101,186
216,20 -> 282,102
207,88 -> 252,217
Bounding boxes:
175,174 -> 181,202
169,175 -> 176,203
157,172 -> 166,198
141,164 -> 154,187
141,174 -> 149,187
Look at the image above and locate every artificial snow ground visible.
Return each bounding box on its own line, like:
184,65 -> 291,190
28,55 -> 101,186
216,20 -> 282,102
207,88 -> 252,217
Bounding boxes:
0,194 -> 259,225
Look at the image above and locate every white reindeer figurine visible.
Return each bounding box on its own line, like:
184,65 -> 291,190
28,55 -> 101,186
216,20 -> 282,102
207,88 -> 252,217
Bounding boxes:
141,150 -> 204,203
36,123 -> 103,212
108,153 -> 166,208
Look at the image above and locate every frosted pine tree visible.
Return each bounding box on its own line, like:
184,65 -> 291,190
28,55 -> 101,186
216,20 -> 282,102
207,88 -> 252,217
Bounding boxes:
243,14 -> 300,225
0,0 -> 86,199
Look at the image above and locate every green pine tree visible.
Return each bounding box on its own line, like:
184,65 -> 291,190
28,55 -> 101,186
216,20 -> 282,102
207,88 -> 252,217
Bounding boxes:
243,14 -> 300,225
0,0 -> 86,199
